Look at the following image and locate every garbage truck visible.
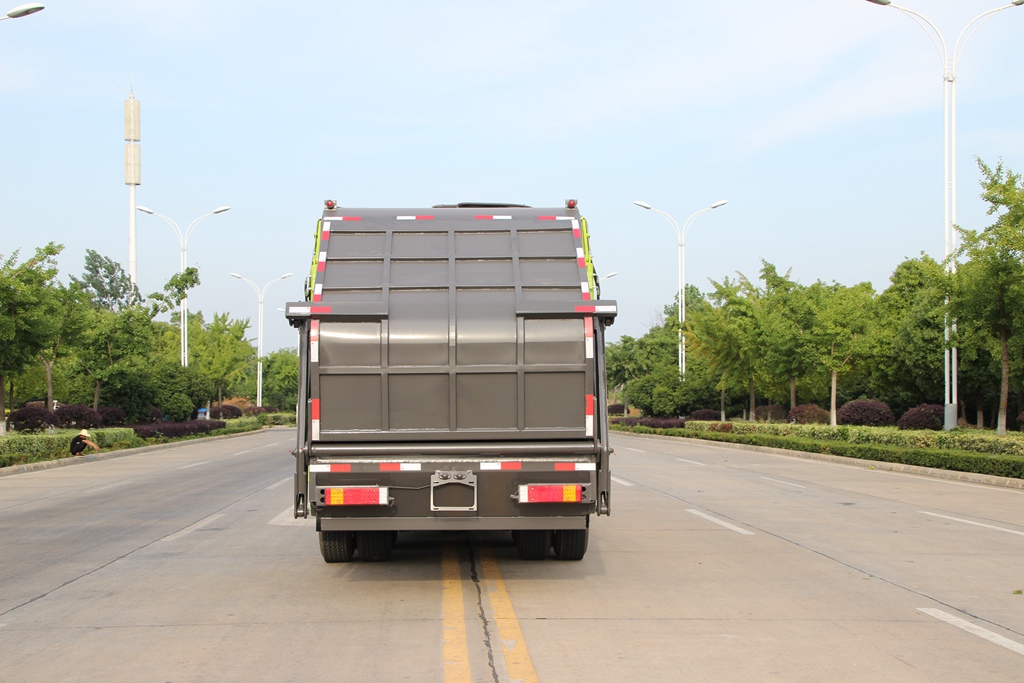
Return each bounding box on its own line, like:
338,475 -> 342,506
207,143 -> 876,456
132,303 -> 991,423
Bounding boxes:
285,199 -> 617,562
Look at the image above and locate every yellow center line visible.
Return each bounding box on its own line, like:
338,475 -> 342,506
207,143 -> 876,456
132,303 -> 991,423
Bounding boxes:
478,546 -> 540,683
442,543 -> 472,683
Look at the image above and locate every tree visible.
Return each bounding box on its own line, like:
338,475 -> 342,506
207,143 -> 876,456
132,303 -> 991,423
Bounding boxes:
261,348 -> 299,412
69,250 -> 141,311
803,281 -> 875,426
38,282 -> 91,413
191,313 -> 253,406
75,305 -> 159,420
949,159 -> 1024,434
0,243 -> 63,431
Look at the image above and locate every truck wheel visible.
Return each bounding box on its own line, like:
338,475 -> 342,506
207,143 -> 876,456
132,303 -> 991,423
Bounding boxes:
357,531 -> 394,561
319,531 -> 355,563
515,530 -> 551,560
553,529 -> 588,561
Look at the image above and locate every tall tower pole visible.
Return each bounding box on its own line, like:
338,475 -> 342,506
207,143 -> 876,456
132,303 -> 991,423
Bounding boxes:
124,91 -> 141,283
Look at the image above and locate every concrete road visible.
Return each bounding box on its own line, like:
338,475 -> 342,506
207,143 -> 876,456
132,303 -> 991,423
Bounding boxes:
1,429 -> 1022,682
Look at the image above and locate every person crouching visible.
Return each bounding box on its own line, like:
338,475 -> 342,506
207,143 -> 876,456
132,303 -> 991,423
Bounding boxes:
70,429 -> 100,456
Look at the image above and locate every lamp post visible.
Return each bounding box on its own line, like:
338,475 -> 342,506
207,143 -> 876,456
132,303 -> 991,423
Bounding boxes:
0,3 -> 44,20
633,199 -> 728,376
231,272 -> 293,407
137,205 -> 231,366
865,0 -> 1024,430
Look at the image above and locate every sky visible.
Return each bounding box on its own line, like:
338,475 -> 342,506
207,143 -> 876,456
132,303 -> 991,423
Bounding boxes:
3,1 -> 1024,355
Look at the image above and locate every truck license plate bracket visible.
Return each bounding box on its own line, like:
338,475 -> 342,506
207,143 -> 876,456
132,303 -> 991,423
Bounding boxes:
430,470 -> 477,512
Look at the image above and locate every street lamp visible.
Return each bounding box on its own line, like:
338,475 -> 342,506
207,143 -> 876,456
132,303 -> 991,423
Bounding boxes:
633,199 -> 728,376
1,4 -> 44,20
231,272 -> 293,407
865,0 -> 1024,430
137,205 -> 231,366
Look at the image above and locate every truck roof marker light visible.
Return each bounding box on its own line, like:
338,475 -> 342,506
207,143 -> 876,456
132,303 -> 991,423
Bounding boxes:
566,199 -> 578,209
325,199 -> 337,209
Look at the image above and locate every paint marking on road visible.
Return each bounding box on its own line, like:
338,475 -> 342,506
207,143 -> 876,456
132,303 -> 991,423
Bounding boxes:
676,458 -> 707,466
268,507 -> 311,526
919,608 -> 1024,656
160,513 -> 224,542
762,477 -> 806,489
611,475 -> 634,487
267,476 -> 291,490
442,544 -> 472,683
179,461 -> 208,470
478,547 -> 539,683
919,511 -> 1024,537
686,509 -> 755,535
92,480 -> 133,492
234,449 -> 253,456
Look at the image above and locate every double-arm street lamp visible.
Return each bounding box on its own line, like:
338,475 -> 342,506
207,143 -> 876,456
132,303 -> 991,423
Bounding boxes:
633,199 -> 729,376
1,3 -> 43,20
230,272 -> 293,407
865,0 -> 1024,429
137,205 -> 231,366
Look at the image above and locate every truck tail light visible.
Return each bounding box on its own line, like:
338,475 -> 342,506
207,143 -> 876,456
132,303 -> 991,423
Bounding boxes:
319,486 -> 389,506
518,484 -> 583,504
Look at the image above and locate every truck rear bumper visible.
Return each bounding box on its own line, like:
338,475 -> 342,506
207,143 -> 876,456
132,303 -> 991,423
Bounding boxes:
318,515 -> 588,532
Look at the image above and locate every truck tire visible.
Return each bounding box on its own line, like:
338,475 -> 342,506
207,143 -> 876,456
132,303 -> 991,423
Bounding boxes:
357,531 -> 394,561
319,531 -> 355,563
515,530 -> 551,560
553,529 -> 588,561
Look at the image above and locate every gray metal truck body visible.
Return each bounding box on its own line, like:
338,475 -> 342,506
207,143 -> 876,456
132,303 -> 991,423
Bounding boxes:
286,201 -> 616,561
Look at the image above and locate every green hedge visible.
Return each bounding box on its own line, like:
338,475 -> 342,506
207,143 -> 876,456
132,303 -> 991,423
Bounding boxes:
613,424 -> 1024,479
683,421 -> 1024,457
0,428 -> 138,468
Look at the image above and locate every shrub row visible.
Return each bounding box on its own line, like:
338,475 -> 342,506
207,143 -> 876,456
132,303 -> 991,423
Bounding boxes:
0,428 -> 137,467
129,420 -> 227,440
613,425 -> 1024,480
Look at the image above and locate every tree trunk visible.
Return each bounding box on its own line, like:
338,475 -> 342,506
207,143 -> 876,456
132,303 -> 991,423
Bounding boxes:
998,324 -> 1009,436
42,357 -> 55,412
92,380 -> 102,411
719,386 -> 726,422
830,370 -> 838,427
748,378 -> 756,422
976,401 -> 984,429
790,376 -> 797,412
0,373 -> 6,435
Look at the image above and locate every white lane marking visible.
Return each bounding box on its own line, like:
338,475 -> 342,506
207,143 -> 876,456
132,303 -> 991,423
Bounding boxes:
160,514 -> 224,543
686,509 -> 755,535
267,476 -> 291,490
269,507 -> 312,526
918,608 -> 1024,656
179,461 -> 208,470
762,477 -> 806,488
676,458 -> 707,466
234,449 -> 253,455
919,511 -> 1024,537
611,475 -> 634,487
92,480 -> 133,492
624,447 -> 644,453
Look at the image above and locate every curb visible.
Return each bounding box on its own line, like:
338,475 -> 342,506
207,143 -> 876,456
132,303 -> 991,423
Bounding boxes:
0,426 -> 295,478
616,430 -> 1024,491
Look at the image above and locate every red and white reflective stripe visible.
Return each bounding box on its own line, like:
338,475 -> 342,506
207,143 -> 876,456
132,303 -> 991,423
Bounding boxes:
584,317 -> 594,359
312,283 -> 323,302
575,304 -> 616,314
397,215 -> 434,221
576,247 -> 586,268
311,398 -> 321,440
379,463 -> 422,471
537,215 -> 575,221
310,320 -> 320,363
554,462 -> 596,471
338,216 -> 362,221
310,463 -> 352,473
585,394 -> 595,436
580,282 -> 591,300
480,461 -> 523,470
475,215 -> 512,220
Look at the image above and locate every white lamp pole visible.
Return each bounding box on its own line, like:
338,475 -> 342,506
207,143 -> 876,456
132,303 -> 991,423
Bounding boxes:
0,4 -> 44,20
865,0 -> 1024,430
137,205 -> 231,366
633,199 -> 728,376
231,272 -> 293,407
